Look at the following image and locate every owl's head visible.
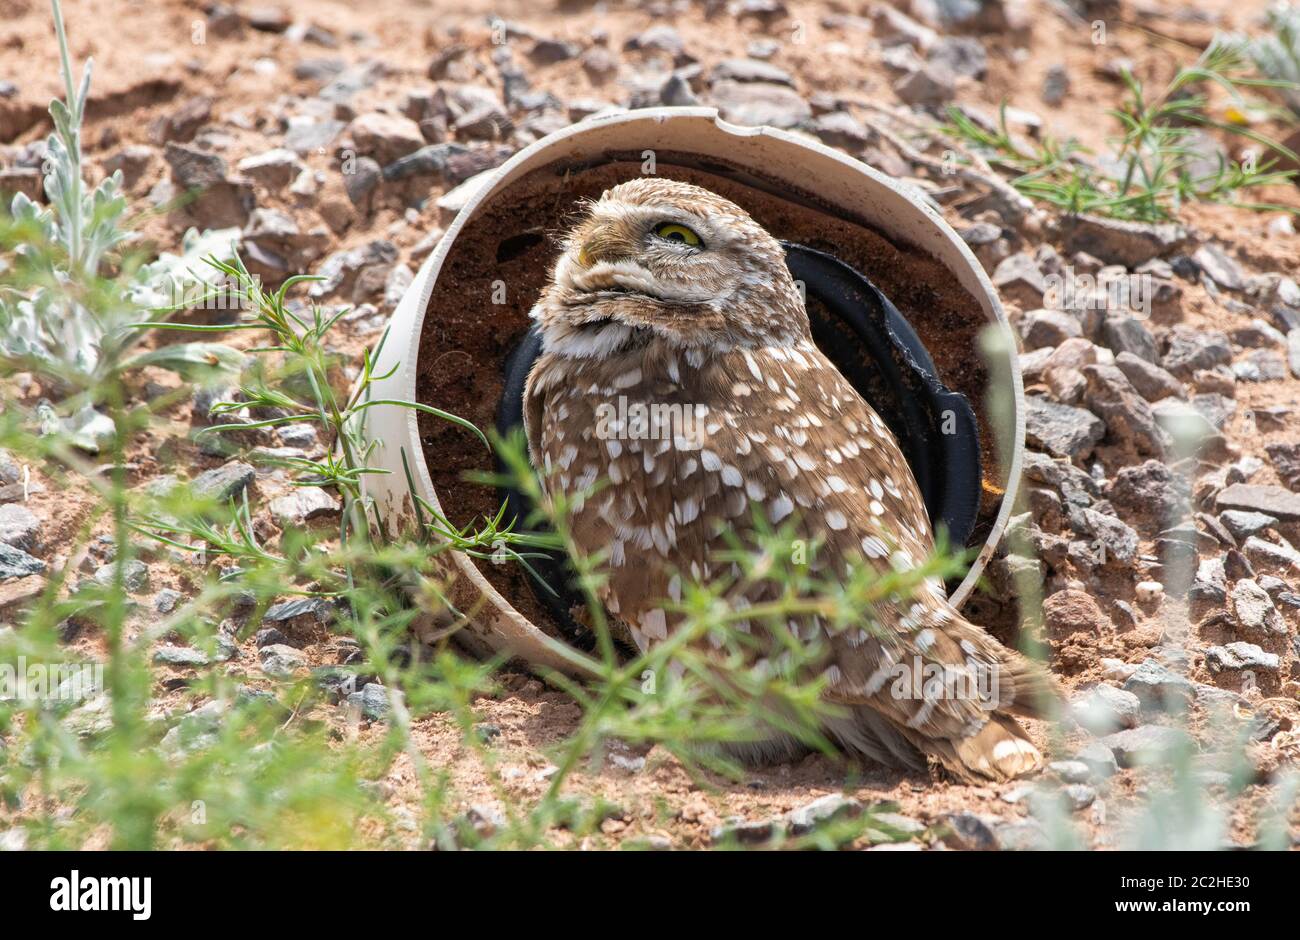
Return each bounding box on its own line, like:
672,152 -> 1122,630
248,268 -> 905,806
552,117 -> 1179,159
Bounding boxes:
531,178 -> 808,358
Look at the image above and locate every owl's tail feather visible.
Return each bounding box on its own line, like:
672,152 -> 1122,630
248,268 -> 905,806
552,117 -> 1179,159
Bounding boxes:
993,649 -> 1064,722
912,715 -> 1045,784
945,616 -> 1064,721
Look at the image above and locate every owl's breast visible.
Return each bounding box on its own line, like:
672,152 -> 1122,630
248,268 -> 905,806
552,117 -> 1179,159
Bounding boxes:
526,339 -> 937,653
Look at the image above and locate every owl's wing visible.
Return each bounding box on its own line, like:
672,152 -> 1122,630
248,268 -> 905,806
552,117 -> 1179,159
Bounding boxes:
658,340 -> 1053,778
522,358 -> 549,473
528,339 -> 1053,780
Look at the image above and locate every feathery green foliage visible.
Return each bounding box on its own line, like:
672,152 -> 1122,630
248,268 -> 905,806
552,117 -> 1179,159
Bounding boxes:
941,36 -> 1299,221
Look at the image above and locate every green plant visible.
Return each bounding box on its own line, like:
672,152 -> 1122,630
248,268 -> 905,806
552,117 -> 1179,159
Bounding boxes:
0,0 -> 243,418
0,231 -> 975,848
941,36 -> 1299,221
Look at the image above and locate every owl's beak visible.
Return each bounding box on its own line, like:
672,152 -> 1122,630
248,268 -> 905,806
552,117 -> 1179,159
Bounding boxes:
573,218 -> 635,270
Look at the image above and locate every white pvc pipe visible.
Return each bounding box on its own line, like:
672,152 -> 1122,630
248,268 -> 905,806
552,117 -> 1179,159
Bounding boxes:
356,107 -> 1025,677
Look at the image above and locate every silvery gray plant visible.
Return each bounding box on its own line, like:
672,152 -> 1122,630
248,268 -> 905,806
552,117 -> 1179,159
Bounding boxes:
0,0 -> 243,448
1240,3 -> 1300,116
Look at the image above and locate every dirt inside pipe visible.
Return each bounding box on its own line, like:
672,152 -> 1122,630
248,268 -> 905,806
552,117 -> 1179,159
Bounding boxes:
415,154 -> 1007,640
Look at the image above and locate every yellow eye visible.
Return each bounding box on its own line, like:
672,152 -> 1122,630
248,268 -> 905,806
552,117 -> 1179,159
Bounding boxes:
654,223 -> 703,247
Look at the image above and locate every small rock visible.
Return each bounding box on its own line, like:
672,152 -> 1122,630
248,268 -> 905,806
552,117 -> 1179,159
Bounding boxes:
710,58 -> 794,86
103,145 -> 155,189
940,812 -> 999,851
0,450 -> 19,486
1100,658 -> 1138,682
1107,459 -> 1187,520
1047,759 -> 1093,784
459,802 -> 507,841
254,627 -> 290,648
1151,398 -> 1218,443
708,80 -> 811,128
1074,741 -> 1119,779
1112,348 -> 1185,400
347,112 -> 425,166
1100,725 -> 1194,768
380,142 -> 469,183
1135,581 -> 1163,603
277,424 -> 319,449
0,503 -> 41,552
264,597 -> 330,623
1071,685 -> 1141,734
1041,64 -> 1069,105
237,147 -> 302,190
1025,395 -> 1104,460
1230,579 -> 1285,635
785,794 -> 863,835
1204,642 -> 1280,674
1043,588 -> 1111,638
808,111 -> 870,151
1242,535 -> 1300,575
1062,215 -> 1188,268
1041,337 -> 1098,403
893,63 -> 956,107
992,252 -> 1046,306
1219,510 -> 1277,540
1101,315 -> 1158,363
153,96 -> 212,143
1019,309 -> 1081,349
1225,547 -> 1257,582
346,683 -> 390,720
1193,244 -> 1243,291
268,486 -> 339,526
658,74 -> 699,107
93,559 -> 150,593
1264,442 -> 1300,491
1083,363 -> 1168,458
0,542 -> 45,579
1162,326 -> 1232,377
623,24 -> 688,60
996,819 -> 1050,851
528,38 -> 580,65
339,156 -> 380,208
1233,350 -> 1288,382
1072,507 -> 1139,566
247,6 -> 291,32
580,46 -> 619,80
1122,659 -> 1194,714
259,643 -> 308,677
190,461 -> 256,502
871,4 -> 937,49
1216,483 -> 1300,521
154,645 -> 209,667
154,588 -> 181,614
710,817 -> 778,846
928,36 -> 987,80
163,141 -> 226,188
284,115 -> 345,153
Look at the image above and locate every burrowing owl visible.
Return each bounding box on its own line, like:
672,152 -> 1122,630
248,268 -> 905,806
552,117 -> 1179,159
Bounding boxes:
524,178 -> 1055,781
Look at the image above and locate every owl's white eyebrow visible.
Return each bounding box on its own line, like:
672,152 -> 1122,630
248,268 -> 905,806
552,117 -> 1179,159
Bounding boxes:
600,204 -> 718,238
